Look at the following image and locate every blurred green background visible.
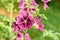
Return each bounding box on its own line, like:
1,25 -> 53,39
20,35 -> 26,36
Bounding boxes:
0,0 -> 60,40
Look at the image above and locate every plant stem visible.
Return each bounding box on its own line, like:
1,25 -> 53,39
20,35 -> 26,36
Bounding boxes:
9,1 -> 14,28
24,34 -> 26,40
23,30 -> 26,40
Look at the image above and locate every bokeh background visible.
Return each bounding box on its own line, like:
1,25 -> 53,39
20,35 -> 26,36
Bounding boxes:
0,0 -> 60,40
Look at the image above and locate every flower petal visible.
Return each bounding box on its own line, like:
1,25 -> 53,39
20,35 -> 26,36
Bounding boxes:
19,0 -> 25,9
15,33 -> 24,40
26,33 -> 31,40
31,0 -> 39,6
38,24 -> 44,32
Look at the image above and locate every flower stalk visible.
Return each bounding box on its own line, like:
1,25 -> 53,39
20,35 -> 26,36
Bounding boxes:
9,1 -> 14,28
24,33 -> 26,40
11,0 -> 49,40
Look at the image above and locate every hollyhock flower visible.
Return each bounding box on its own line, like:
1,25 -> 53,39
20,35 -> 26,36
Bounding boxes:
35,17 -> 44,32
36,17 -> 42,25
42,0 -> 51,3
37,24 -> 44,32
31,0 -> 39,7
19,7 -> 35,14
15,33 -> 24,40
19,8 -> 35,16
19,8 -> 27,15
12,22 -> 20,33
26,33 -> 31,40
16,13 -> 34,30
15,33 -> 31,40
42,0 -> 51,10
29,6 -> 35,13
43,3 -> 49,10
19,0 -> 26,9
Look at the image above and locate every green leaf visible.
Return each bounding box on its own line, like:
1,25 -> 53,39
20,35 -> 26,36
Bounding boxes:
43,29 -> 60,40
0,15 -> 9,22
39,14 -> 47,20
0,0 -> 8,3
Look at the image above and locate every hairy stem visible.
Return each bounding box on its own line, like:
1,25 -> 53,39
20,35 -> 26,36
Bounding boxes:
9,1 -> 14,27
23,30 -> 26,40
24,34 -> 26,40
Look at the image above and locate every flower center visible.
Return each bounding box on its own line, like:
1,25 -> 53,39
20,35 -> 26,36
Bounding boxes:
24,20 -> 27,24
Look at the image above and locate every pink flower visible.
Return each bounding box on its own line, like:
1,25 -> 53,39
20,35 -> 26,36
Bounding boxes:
44,3 -> 49,10
19,8 -> 27,15
36,17 -> 44,32
19,0 -> 26,9
14,26 -> 20,33
12,22 -> 20,33
19,0 -> 39,9
19,8 -> 35,15
15,33 -> 31,40
15,33 -> 24,40
37,24 -> 44,32
29,7 -> 35,13
31,0 -> 39,7
42,0 -> 51,10
16,13 -> 34,30
26,33 -> 31,40
36,17 -> 41,25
